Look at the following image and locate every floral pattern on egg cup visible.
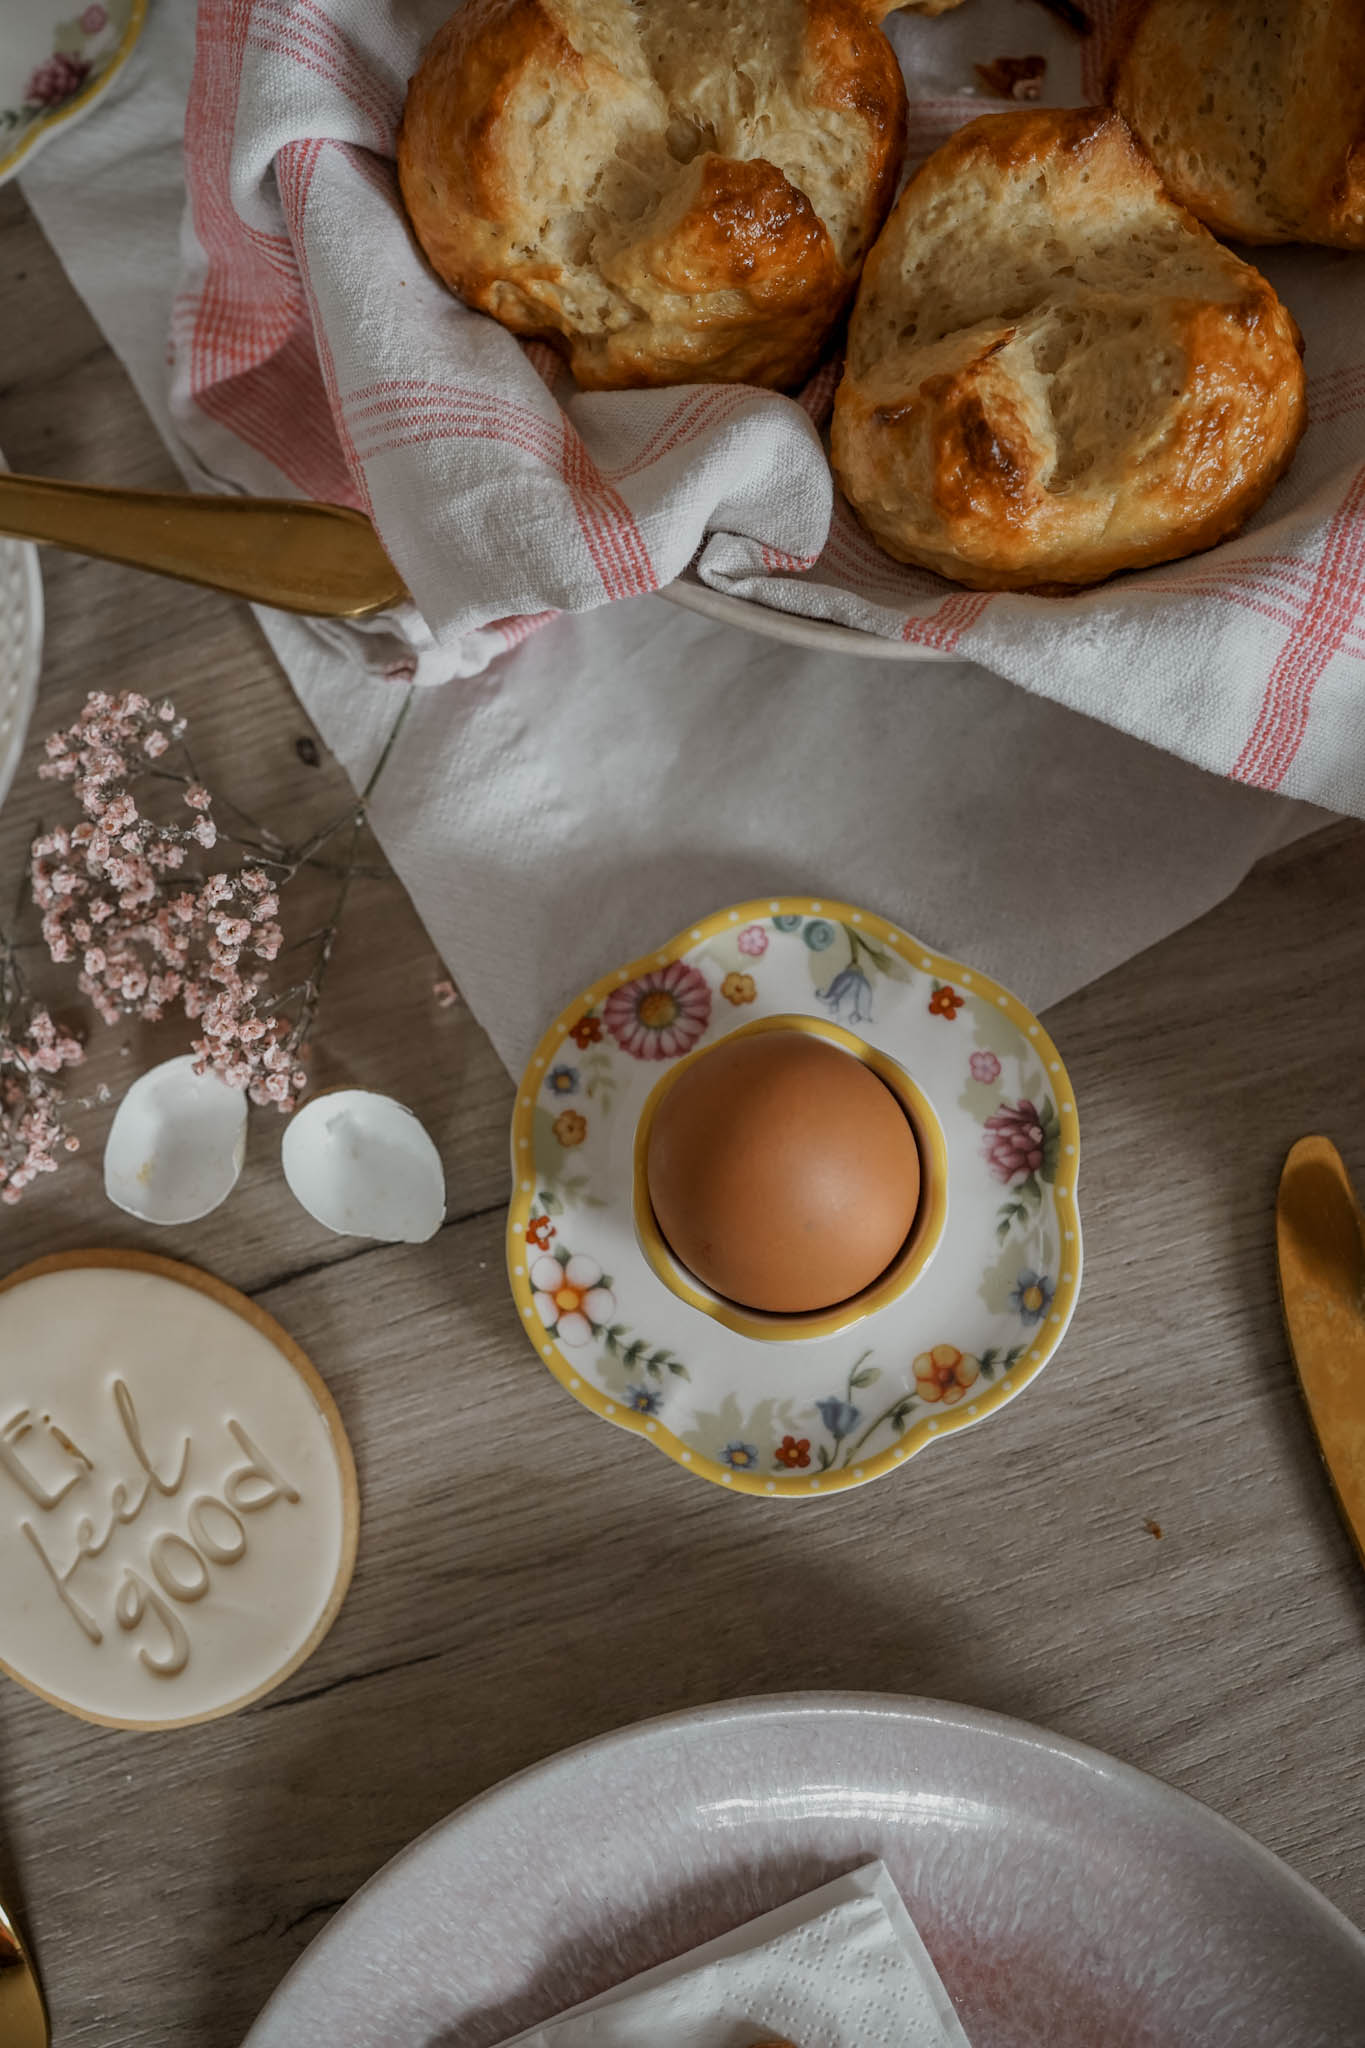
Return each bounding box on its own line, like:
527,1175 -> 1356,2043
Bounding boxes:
507,897 -> 1082,1502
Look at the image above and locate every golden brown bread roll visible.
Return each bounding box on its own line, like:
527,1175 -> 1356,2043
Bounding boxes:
397,0 -> 907,391
1112,0 -> 1365,247
830,107 -> 1306,592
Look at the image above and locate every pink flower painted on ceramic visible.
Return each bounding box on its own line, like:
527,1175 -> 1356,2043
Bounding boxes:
25,53 -> 91,106
81,5 -> 109,31
969,1050 -> 1001,1084
737,925 -> 768,957
604,960 -> 711,1059
983,1099 -> 1046,1186
12,687 -> 385,1198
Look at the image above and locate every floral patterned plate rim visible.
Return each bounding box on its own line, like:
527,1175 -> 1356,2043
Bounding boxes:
507,897 -> 1082,1501
0,0 -> 146,185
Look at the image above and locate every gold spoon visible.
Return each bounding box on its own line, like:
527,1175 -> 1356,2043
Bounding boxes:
0,1893 -> 49,2048
0,472 -> 407,619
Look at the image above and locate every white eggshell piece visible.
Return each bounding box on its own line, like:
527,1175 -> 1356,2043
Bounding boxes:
103,1055 -> 248,1224
281,1090 -> 445,1242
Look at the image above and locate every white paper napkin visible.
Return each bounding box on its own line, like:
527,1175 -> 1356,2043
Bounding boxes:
500,1862 -> 972,2048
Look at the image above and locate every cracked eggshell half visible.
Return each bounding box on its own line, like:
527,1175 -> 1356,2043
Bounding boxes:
103,1055 -> 248,1224
281,1089 -> 445,1242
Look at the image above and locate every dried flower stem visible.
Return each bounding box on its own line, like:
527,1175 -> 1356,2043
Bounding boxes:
8,685 -> 413,1200
1,855 -> 85,1204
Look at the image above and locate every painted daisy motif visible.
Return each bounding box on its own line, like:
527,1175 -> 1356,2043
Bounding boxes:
604,960 -> 711,1059
530,1251 -> 616,1346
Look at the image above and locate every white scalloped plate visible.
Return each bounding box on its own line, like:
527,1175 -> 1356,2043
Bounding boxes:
508,898 -> 1082,1500
244,1694 -> 1365,2048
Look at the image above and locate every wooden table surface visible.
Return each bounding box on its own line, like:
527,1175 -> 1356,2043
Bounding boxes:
2,185 -> 1363,2047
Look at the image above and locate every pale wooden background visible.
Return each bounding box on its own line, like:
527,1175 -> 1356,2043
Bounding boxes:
1,185 -> 1363,2048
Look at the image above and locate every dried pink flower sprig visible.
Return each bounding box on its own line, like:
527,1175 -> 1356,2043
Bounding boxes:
1,685 -> 408,1204
32,691 -> 314,1112
0,935 -> 84,1204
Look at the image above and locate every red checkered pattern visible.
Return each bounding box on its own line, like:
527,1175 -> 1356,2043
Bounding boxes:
177,2 -> 356,506
171,0 -> 1364,805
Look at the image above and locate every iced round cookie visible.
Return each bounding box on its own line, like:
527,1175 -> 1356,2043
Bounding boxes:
0,1251 -> 358,1729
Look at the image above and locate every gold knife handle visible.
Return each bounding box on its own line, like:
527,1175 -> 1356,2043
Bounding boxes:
0,1897 -> 48,2048
0,473 -> 408,620
1277,1135 -> 1365,1571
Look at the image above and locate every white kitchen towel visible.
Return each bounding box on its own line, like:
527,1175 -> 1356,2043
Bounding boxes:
151,0 -> 1365,809
499,1862 -> 972,2048
17,0 -> 1325,1077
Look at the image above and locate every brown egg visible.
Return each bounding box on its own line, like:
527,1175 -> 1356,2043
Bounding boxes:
645,1029 -> 921,1315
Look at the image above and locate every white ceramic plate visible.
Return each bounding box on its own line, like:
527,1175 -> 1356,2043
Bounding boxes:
244,1693 -> 1365,2048
0,0 -> 146,184
0,529 -> 42,814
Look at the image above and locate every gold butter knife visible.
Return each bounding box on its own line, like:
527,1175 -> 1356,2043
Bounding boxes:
0,1894 -> 49,2048
1276,1135 -> 1365,1568
0,472 -> 407,619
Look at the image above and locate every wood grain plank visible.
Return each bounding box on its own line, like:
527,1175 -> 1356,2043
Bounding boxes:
0,182 -> 1362,2048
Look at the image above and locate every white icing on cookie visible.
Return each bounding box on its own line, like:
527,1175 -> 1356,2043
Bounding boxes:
0,1261 -> 355,1728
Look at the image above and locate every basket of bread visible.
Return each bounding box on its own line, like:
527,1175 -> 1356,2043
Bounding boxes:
174,0 -> 1365,803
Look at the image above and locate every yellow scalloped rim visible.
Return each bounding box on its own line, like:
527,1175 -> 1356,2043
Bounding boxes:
0,0 -> 148,182
632,1012 -> 949,1341
507,897 -> 1082,1501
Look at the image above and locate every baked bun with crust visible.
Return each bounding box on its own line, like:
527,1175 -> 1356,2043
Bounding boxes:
1112,0 -> 1365,248
397,0 -> 907,391
830,108 -> 1307,591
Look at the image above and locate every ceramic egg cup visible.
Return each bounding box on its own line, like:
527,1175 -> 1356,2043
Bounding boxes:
508,899 -> 1082,1500
632,1011 -> 949,1343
